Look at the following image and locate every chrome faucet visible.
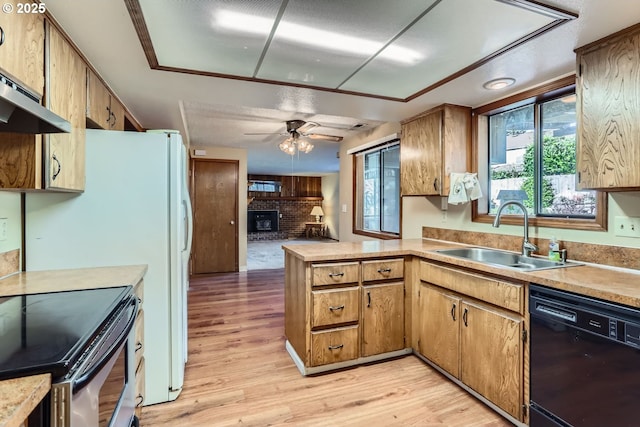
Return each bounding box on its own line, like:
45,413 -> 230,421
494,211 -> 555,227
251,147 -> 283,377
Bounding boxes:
492,200 -> 538,257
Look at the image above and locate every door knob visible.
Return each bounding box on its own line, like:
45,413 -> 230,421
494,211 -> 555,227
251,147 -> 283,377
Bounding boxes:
230,220 -> 235,225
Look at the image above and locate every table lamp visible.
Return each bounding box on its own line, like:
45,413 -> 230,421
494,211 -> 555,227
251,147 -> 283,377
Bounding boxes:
310,206 -> 324,223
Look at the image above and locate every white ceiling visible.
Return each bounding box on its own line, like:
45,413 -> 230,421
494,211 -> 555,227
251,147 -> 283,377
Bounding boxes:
45,0 -> 640,175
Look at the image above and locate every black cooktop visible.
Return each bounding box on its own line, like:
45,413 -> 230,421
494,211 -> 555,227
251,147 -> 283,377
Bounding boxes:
0,286 -> 131,381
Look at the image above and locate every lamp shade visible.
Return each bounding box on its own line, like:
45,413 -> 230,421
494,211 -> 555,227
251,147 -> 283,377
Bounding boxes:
310,206 -> 324,222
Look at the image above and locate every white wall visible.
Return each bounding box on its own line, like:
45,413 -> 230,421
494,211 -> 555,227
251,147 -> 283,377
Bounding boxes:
190,146 -> 249,271
321,173 -> 339,240
0,193 -> 22,262
338,122 -> 402,242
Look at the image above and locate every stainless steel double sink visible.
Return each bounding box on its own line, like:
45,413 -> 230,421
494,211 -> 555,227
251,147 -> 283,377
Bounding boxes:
434,247 -> 582,271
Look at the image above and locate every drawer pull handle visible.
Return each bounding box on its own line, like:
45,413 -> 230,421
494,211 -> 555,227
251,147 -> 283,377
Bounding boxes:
135,342 -> 143,352
328,344 -> 344,350
328,272 -> 345,278
135,394 -> 144,407
463,307 -> 468,327
367,291 -> 371,308
329,305 -> 345,311
377,268 -> 392,273
451,303 -> 456,321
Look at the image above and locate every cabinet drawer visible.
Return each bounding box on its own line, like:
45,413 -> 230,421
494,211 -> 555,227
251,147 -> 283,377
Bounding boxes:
312,262 -> 359,286
134,309 -> 144,368
362,258 -> 404,282
311,287 -> 359,328
310,325 -> 359,366
420,261 -> 523,314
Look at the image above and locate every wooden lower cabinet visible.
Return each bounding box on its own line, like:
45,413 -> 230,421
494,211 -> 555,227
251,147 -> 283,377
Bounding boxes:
284,254 -> 408,373
311,326 -> 359,366
362,282 -> 405,357
133,280 -> 145,419
417,264 -> 525,422
460,300 -> 523,420
417,283 -> 460,377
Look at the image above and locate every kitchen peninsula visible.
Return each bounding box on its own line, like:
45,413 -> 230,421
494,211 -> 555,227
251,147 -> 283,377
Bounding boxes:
283,238 -> 640,425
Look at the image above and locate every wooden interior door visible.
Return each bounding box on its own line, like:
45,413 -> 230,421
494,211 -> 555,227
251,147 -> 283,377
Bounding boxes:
192,159 -> 239,274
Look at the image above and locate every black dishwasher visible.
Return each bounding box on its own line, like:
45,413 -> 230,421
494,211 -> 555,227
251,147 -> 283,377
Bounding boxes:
529,284 -> 640,427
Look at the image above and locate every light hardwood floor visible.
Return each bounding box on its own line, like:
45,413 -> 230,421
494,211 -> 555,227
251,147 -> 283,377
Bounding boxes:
142,269 -> 512,426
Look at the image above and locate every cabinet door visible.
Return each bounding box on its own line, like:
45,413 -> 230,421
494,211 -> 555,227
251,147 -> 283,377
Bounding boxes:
417,282 -> 460,378
362,282 -> 404,357
45,22 -> 86,191
400,111 -> 442,196
577,29 -> 640,189
109,97 -> 125,131
460,300 -> 523,420
0,8 -> 44,95
86,68 -> 111,129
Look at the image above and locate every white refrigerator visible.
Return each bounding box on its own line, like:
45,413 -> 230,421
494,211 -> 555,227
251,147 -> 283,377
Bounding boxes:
25,129 -> 193,405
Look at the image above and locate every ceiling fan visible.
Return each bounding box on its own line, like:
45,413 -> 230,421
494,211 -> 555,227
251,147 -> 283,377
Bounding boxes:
245,120 -> 344,142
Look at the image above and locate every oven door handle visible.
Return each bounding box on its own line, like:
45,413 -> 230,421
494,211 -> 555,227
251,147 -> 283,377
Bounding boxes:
72,296 -> 138,392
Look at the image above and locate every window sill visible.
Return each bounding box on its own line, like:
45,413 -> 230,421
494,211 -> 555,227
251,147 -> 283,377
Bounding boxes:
353,229 -> 401,240
471,193 -> 608,232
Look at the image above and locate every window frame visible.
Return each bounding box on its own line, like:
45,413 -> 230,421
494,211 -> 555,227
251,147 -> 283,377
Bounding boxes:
352,140 -> 402,240
471,75 -> 608,231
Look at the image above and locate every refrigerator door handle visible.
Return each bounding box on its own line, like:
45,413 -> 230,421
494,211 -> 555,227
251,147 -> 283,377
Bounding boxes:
182,198 -> 193,254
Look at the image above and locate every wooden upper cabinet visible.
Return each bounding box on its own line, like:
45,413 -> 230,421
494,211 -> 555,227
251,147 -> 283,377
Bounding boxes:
576,23 -> 640,190
87,68 -> 125,131
400,104 -> 471,196
0,6 -> 45,95
45,22 -> 86,191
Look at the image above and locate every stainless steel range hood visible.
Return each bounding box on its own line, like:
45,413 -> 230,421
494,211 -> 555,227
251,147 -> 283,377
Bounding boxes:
0,73 -> 71,134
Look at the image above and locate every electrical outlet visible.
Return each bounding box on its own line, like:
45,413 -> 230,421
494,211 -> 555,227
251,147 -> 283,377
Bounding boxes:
614,216 -> 640,238
0,218 -> 7,241
441,211 -> 448,222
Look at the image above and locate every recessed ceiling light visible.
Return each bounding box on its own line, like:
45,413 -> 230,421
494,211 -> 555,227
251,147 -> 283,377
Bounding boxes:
483,77 -> 516,90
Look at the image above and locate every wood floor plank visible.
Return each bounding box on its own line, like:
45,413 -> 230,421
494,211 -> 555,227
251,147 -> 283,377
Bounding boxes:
142,269 -> 512,426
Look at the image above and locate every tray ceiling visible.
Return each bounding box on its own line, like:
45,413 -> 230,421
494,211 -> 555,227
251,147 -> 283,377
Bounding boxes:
129,0 -> 575,101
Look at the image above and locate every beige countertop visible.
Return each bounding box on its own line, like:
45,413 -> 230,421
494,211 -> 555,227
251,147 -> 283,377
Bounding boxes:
0,374 -> 50,427
0,264 -> 147,427
283,238 -> 640,308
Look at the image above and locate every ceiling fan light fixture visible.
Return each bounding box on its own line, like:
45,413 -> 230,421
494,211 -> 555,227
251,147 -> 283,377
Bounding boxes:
483,77 -> 516,90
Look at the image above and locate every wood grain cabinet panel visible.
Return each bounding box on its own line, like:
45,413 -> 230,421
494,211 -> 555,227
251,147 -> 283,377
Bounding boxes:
400,104 -> 471,196
0,8 -> 45,95
87,68 -> 125,131
420,261 -> 523,314
311,287 -> 359,328
576,23 -> 640,190
417,260 -> 526,422
362,258 -> 404,282
362,282 -> 404,357
460,301 -> 523,420
312,262 -> 359,286
417,283 -> 460,378
310,325 -> 359,366
45,21 -> 86,191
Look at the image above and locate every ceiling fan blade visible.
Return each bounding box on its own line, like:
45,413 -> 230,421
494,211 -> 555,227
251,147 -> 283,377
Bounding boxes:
244,132 -> 288,136
305,133 -> 343,142
296,121 -> 319,133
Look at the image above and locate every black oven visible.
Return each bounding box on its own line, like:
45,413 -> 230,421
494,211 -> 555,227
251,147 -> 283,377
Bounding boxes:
0,286 -> 139,427
529,284 -> 640,427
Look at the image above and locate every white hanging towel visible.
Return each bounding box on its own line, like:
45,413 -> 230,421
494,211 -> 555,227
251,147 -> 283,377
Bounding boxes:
463,173 -> 483,201
448,173 -> 469,205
